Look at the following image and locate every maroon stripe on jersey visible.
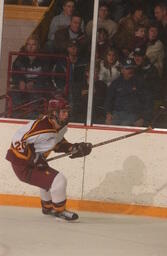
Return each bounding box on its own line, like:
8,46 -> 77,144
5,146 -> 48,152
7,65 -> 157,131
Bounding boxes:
23,116 -> 56,140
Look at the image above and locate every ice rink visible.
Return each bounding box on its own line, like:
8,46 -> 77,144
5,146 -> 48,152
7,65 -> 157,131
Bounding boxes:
1,206 -> 167,256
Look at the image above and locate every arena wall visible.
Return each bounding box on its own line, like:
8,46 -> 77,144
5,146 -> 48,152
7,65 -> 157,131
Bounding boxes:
1,119 -> 167,217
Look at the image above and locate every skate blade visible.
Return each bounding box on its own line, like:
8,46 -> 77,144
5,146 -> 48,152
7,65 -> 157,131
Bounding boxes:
55,216 -> 80,223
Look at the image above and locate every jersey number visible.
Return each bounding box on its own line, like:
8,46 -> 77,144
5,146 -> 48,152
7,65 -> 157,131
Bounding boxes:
14,141 -> 26,152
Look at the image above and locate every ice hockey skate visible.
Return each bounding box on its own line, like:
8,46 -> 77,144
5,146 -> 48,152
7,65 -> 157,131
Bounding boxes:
42,204 -> 79,222
54,209 -> 79,222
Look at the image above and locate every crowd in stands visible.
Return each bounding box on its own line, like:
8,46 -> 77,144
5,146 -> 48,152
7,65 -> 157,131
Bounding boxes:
7,0 -> 167,127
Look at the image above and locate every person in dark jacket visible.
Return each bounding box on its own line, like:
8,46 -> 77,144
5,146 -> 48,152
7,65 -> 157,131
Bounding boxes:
104,57 -> 153,126
53,12 -> 88,59
133,46 -> 161,101
51,40 -> 87,122
11,35 -> 52,107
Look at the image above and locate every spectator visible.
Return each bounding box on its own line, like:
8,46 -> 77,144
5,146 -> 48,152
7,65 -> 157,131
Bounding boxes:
48,0 -> 75,41
138,0 -> 157,20
114,3 -> 149,51
104,58 -> 153,126
154,1 -> 167,45
131,24 -> 147,50
46,0 -> 76,52
98,47 -> 120,87
146,22 -> 165,77
154,2 -> 167,78
96,28 -> 110,61
133,47 -> 161,101
81,63 -> 107,124
53,12 -> 88,59
104,0 -> 131,22
118,47 -> 131,64
50,55 -> 69,93
86,1 -> 118,41
51,40 -> 86,122
11,34 -> 51,107
67,40 -> 87,121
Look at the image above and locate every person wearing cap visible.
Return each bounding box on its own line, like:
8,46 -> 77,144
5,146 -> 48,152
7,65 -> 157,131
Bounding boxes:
6,96 -> 92,221
104,57 -> 153,127
134,47 -> 161,102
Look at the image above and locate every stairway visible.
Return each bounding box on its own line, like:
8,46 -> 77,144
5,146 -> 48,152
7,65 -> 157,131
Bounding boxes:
0,18 -> 38,113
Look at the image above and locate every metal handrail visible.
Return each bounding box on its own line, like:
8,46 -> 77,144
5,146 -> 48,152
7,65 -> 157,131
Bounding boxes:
6,51 -> 71,118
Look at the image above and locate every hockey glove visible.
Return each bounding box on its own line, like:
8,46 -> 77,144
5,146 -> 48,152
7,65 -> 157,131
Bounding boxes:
70,142 -> 92,159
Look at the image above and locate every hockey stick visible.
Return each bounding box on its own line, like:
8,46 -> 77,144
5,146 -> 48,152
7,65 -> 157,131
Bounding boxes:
46,106 -> 167,163
46,127 -> 151,162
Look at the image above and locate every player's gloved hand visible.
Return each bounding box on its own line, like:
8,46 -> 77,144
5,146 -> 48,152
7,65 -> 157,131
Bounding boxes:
36,155 -> 48,169
70,142 -> 92,159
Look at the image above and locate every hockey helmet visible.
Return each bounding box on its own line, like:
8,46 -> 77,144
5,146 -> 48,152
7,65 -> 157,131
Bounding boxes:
48,97 -> 70,111
48,96 -> 70,125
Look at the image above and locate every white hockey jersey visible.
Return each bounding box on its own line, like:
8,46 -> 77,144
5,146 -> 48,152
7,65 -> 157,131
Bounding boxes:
6,116 -> 71,164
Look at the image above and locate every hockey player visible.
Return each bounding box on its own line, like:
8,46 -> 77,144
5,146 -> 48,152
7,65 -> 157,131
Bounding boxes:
6,97 -> 92,221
